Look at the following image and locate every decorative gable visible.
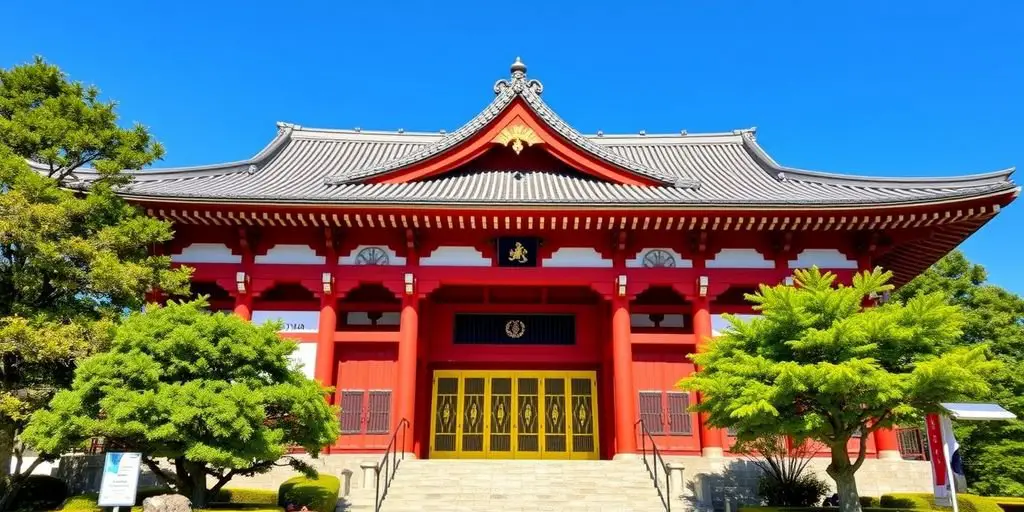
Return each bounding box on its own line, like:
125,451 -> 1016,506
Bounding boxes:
324,58 -> 700,190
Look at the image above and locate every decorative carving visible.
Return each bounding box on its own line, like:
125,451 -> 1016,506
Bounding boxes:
355,246 -> 389,265
492,123 -> 543,155
505,319 -> 526,339
642,249 -> 676,268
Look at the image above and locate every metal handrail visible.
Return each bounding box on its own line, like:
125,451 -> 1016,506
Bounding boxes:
373,418 -> 410,512
635,419 -> 672,512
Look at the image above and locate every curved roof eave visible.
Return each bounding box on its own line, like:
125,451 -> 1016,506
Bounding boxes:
739,131 -> 1016,189
33,123 -> 297,182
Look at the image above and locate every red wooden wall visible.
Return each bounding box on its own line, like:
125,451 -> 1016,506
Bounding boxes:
631,344 -> 700,454
333,345 -> 399,452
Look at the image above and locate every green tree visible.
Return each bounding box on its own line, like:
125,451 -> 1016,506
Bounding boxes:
894,251 -> 1024,497
682,267 -> 995,512
24,299 -> 340,508
0,57 -> 190,508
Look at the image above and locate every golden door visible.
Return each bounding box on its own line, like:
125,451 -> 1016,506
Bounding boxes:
430,370 -> 599,460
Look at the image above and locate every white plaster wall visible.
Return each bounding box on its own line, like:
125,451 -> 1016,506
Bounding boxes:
251,310 -> 320,332
170,243 -> 241,264
420,246 -> 492,267
11,457 -> 55,476
338,245 -> 406,266
255,244 -> 325,265
626,248 -> 693,268
789,248 -> 858,269
542,247 -> 612,268
706,248 -> 774,269
289,342 -> 318,380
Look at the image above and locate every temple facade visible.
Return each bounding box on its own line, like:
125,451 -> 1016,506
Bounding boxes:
88,59 -> 1017,462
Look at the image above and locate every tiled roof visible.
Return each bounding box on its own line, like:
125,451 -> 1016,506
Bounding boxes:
65,60 -> 1017,208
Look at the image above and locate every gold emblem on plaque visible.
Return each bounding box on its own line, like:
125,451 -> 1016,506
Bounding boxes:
505,319 -> 526,339
508,242 -> 529,264
492,123 -> 543,155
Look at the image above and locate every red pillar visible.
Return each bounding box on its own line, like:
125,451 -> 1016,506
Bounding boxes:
314,293 -> 337,387
233,293 -> 252,321
611,296 -> 637,456
693,295 -> 725,457
395,295 -> 419,454
874,427 -> 901,460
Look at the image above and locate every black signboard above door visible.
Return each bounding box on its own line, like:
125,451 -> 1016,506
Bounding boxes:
497,237 -> 539,267
453,314 -> 575,345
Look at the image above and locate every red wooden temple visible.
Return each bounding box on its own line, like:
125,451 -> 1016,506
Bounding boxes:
91,58 -> 1017,460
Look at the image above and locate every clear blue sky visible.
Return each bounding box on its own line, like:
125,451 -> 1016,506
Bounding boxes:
3,1 -> 1022,292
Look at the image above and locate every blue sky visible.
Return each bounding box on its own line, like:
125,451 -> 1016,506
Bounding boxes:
3,1 -> 1022,292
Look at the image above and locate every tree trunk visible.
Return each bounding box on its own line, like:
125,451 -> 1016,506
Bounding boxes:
826,444 -> 863,512
182,460 -> 209,508
0,422 -> 15,480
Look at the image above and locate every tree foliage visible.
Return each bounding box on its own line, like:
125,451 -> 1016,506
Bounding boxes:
24,299 -> 340,508
681,267 -> 995,512
0,56 -> 190,509
894,251 -> 1024,497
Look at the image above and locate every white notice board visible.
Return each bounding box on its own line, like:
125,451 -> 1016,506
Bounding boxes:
97,452 -> 142,507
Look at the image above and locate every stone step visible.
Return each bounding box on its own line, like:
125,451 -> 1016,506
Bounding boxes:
374,459 -> 667,512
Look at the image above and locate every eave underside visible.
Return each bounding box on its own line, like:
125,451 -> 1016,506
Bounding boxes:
140,194 -> 1010,288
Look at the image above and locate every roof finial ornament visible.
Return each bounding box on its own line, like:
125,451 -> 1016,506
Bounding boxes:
511,56 -> 527,77
494,57 -> 544,96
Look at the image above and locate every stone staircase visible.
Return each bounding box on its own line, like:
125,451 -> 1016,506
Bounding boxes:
355,458 -> 667,512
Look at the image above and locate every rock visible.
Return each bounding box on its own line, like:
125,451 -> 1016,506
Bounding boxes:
142,493 -> 192,512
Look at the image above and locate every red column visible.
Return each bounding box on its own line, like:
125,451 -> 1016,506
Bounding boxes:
233,293 -> 252,321
611,297 -> 637,456
314,293 -> 337,386
874,428 -> 901,460
395,295 -> 419,454
693,295 -> 725,457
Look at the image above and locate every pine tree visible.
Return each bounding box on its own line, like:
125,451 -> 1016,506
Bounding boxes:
0,57 -> 191,509
682,267 -> 995,512
23,299 -> 340,508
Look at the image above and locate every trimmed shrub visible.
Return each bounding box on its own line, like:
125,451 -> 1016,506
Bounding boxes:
879,493 -> 1003,512
10,474 -> 69,511
881,494 -> 933,509
278,475 -> 340,512
757,473 -> 831,507
737,508 -> 915,512
862,497 -> 881,508
214,488 -> 279,505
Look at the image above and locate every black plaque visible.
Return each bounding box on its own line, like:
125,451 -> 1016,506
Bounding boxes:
454,314 -> 575,345
497,237 -> 539,267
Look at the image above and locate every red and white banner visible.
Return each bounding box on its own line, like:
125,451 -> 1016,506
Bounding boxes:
925,413 -> 950,505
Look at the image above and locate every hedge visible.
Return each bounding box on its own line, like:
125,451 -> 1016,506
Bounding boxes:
213,488 -> 280,505
278,475 -> 340,512
879,493 -> 1003,512
738,508 -> 914,512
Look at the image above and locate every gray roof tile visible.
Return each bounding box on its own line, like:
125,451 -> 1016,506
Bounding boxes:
67,63 -> 1017,208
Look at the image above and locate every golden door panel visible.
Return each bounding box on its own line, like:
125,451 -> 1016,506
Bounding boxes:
430,370 -> 598,460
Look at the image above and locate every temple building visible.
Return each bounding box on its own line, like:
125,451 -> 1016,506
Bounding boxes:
88,59 -> 1017,462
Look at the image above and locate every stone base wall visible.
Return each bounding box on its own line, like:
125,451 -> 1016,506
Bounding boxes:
665,455 -> 933,511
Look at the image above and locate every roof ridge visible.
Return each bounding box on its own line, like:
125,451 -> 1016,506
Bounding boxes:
323,59 -> 689,187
